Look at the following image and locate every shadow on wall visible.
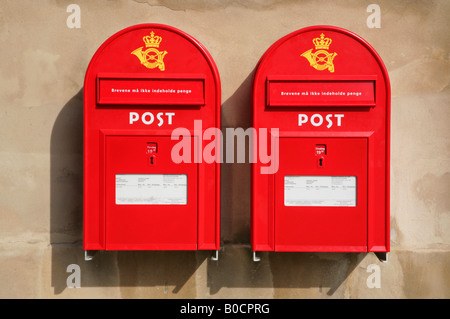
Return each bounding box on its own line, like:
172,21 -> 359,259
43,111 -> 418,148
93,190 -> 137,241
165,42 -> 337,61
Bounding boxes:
220,71 -> 254,244
50,88 -> 84,294
206,249 -> 366,296
50,79 -> 364,296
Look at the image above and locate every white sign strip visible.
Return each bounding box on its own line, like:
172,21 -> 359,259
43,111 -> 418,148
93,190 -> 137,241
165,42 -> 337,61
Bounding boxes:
284,176 -> 356,207
116,174 -> 187,205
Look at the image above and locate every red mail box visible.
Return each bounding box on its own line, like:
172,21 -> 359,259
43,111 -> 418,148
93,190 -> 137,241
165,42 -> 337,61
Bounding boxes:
84,24 -> 220,254
251,26 -> 390,260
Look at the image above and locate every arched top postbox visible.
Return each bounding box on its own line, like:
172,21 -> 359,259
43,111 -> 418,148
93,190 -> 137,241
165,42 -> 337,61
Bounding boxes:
85,23 -> 220,130
252,26 -> 390,258
253,25 -> 390,128
84,24 -> 220,253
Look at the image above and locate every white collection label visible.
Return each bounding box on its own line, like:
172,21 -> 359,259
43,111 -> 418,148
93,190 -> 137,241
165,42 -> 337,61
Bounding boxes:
284,176 -> 356,207
116,174 -> 187,205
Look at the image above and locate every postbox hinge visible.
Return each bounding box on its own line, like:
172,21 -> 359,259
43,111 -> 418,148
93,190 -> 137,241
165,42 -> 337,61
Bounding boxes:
374,252 -> 388,263
84,250 -> 97,261
252,251 -> 261,262
211,250 -> 219,261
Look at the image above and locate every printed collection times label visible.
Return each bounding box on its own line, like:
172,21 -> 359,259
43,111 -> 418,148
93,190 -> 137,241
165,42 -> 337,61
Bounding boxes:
284,175 -> 356,207
116,174 -> 187,205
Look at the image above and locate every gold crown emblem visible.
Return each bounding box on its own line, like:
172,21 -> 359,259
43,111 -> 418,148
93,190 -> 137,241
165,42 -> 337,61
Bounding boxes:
312,33 -> 332,50
143,31 -> 162,48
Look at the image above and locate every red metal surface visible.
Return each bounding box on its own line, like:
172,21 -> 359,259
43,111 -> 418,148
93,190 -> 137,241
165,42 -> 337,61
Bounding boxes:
252,26 -> 390,253
275,137 -> 367,252
84,24 -> 220,251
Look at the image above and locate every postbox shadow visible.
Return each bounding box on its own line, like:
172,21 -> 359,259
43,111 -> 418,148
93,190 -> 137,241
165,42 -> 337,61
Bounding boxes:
220,70 -> 253,245
206,246 -> 365,296
50,89 -> 209,295
50,88 -> 83,294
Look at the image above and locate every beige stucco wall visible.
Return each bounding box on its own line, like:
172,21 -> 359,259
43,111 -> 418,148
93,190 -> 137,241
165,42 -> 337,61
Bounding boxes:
0,0 -> 449,299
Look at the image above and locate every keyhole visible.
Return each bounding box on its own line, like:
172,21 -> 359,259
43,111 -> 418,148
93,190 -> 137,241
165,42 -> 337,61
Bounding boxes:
150,157 -> 154,165
319,158 -> 323,166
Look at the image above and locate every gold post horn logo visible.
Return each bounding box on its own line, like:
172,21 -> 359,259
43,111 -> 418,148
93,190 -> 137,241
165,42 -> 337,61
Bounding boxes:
301,33 -> 337,73
131,31 -> 168,71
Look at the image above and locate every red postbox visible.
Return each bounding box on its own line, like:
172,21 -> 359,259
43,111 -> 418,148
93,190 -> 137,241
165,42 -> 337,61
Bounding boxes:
84,24 -> 220,258
251,26 -> 390,261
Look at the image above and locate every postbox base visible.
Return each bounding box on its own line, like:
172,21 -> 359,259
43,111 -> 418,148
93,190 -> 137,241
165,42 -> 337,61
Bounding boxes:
83,249 -> 220,261
251,250 -> 389,263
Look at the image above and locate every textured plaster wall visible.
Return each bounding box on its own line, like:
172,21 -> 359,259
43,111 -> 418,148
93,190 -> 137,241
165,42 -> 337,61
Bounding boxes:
0,0 -> 449,298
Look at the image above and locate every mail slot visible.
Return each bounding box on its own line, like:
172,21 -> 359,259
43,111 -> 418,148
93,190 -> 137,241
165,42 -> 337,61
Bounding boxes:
251,26 -> 390,260
84,24 -> 220,255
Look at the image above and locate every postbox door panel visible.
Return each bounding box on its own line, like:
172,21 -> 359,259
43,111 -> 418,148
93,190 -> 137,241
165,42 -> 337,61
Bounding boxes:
275,137 -> 368,252
105,135 -> 198,250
